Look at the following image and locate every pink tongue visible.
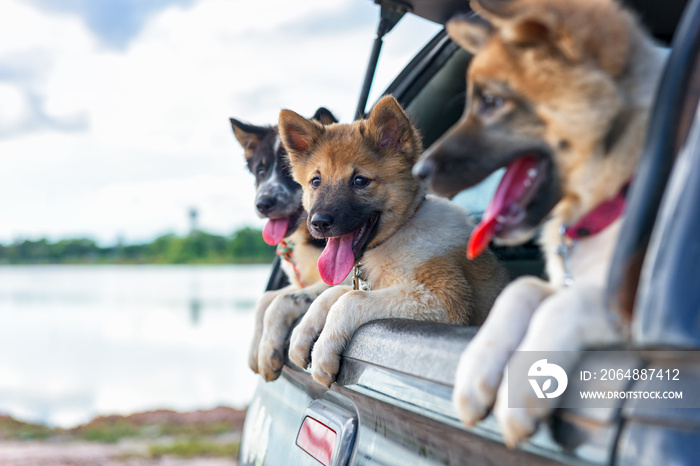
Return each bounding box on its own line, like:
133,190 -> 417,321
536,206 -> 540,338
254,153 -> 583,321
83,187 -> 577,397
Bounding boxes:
468,156 -> 538,259
318,233 -> 355,285
262,218 -> 290,245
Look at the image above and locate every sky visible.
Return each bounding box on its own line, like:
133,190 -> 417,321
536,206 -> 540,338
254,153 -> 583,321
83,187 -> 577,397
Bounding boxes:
0,0 -> 441,245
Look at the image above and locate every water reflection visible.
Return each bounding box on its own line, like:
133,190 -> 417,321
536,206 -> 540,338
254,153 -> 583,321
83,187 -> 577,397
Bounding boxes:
0,265 -> 270,428
190,278 -> 202,326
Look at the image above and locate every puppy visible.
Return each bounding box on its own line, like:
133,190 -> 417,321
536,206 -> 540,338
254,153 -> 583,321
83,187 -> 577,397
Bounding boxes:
413,0 -> 667,447
278,95 -> 509,388
231,107 -> 339,381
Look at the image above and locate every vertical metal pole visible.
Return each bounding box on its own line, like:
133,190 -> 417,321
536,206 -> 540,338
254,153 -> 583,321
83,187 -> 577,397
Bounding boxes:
354,6 -> 405,120
354,20 -> 387,120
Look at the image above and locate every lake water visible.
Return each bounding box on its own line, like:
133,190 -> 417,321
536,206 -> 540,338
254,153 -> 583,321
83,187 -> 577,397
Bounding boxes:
0,265 -> 270,428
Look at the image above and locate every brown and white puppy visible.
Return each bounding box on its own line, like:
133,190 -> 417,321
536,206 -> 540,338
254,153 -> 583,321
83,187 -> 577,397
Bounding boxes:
278,95 -> 509,388
231,108 -> 339,381
413,0 -> 667,447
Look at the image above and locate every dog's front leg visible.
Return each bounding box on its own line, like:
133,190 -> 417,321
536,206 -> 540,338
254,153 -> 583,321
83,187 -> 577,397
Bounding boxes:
494,283 -> 622,447
453,277 -> 555,427
248,285 -> 297,373
257,281 -> 331,381
310,285 -> 450,388
288,285 -> 353,372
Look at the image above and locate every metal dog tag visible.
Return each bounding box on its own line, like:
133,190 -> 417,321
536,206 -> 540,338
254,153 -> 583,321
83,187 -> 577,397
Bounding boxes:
555,225 -> 577,287
352,266 -> 370,291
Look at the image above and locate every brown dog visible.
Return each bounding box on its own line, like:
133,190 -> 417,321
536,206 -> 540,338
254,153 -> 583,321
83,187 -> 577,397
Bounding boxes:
413,0 -> 667,447
278,95 -> 509,387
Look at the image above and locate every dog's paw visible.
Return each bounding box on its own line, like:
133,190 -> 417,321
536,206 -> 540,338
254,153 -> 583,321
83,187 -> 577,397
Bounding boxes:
495,406 -> 538,449
493,379 -> 539,448
257,337 -> 286,382
453,360 -> 498,426
289,319 -> 319,370
309,330 -> 345,388
248,289 -> 287,375
307,291 -> 362,387
288,285 -> 352,371
452,277 -> 554,428
452,339 -> 509,426
248,343 -> 260,374
256,292 -> 314,381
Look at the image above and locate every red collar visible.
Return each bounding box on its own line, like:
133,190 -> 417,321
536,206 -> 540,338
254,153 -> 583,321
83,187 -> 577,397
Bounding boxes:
564,181 -> 631,240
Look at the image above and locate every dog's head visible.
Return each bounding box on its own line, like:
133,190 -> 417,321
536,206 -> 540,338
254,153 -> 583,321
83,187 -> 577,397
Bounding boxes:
279,95 -> 423,285
414,0 -> 640,255
230,107 -> 337,245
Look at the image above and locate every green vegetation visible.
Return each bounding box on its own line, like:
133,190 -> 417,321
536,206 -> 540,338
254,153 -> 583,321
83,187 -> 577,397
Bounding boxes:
0,227 -> 276,265
71,415 -> 238,444
73,419 -> 141,443
0,415 -> 53,441
149,439 -> 240,458
0,408 -> 245,459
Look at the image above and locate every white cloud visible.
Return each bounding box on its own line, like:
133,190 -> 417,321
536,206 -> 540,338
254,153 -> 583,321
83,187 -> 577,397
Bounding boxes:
0,84 -> 28,128
0,1 -> 92,53
0,0 -> 440,244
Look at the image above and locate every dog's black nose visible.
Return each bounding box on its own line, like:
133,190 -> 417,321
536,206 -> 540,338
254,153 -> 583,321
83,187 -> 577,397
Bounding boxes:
310,213 -> 334,234
256,197 -> 276,215
413,158 -> 435,182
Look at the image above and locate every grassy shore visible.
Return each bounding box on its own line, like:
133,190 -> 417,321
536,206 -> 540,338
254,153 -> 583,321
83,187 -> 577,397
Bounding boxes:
0,407 -> 246,464
0,228 -> 276,265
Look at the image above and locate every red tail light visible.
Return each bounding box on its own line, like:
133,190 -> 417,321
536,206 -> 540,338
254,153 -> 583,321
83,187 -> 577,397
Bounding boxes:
296,416 -> 337,466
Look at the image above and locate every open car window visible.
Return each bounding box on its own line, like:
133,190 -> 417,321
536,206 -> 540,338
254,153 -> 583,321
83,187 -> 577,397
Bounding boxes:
378,30 -> 504,217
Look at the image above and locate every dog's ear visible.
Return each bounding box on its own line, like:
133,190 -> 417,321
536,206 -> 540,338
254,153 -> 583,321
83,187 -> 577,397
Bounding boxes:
470,0 -> 518,20
446,13 -> 494,55
230,118 -> 267,160
470,0 -> 585,62
311,107 -> 338,126
279,110 -> 322,158
366,95 -> 415,155
499,10 -> 573,55
496,2 -> 631,77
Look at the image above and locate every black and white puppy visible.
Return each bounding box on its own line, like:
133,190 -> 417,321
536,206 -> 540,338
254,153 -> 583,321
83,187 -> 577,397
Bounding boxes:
230,107 -> 340,381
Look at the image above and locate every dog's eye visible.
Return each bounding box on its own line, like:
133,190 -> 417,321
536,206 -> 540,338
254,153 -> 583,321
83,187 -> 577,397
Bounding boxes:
256,166 -> 265,176
311,176 -> 321,189
353,176 -> 370,188
478,92 -> 505,115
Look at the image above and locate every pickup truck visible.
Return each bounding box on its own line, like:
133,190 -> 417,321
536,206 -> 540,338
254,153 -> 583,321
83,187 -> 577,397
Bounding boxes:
239,0 -> 700,464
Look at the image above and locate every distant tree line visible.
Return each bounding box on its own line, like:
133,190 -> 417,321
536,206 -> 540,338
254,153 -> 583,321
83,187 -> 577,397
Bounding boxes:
0,227 -> 276,265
